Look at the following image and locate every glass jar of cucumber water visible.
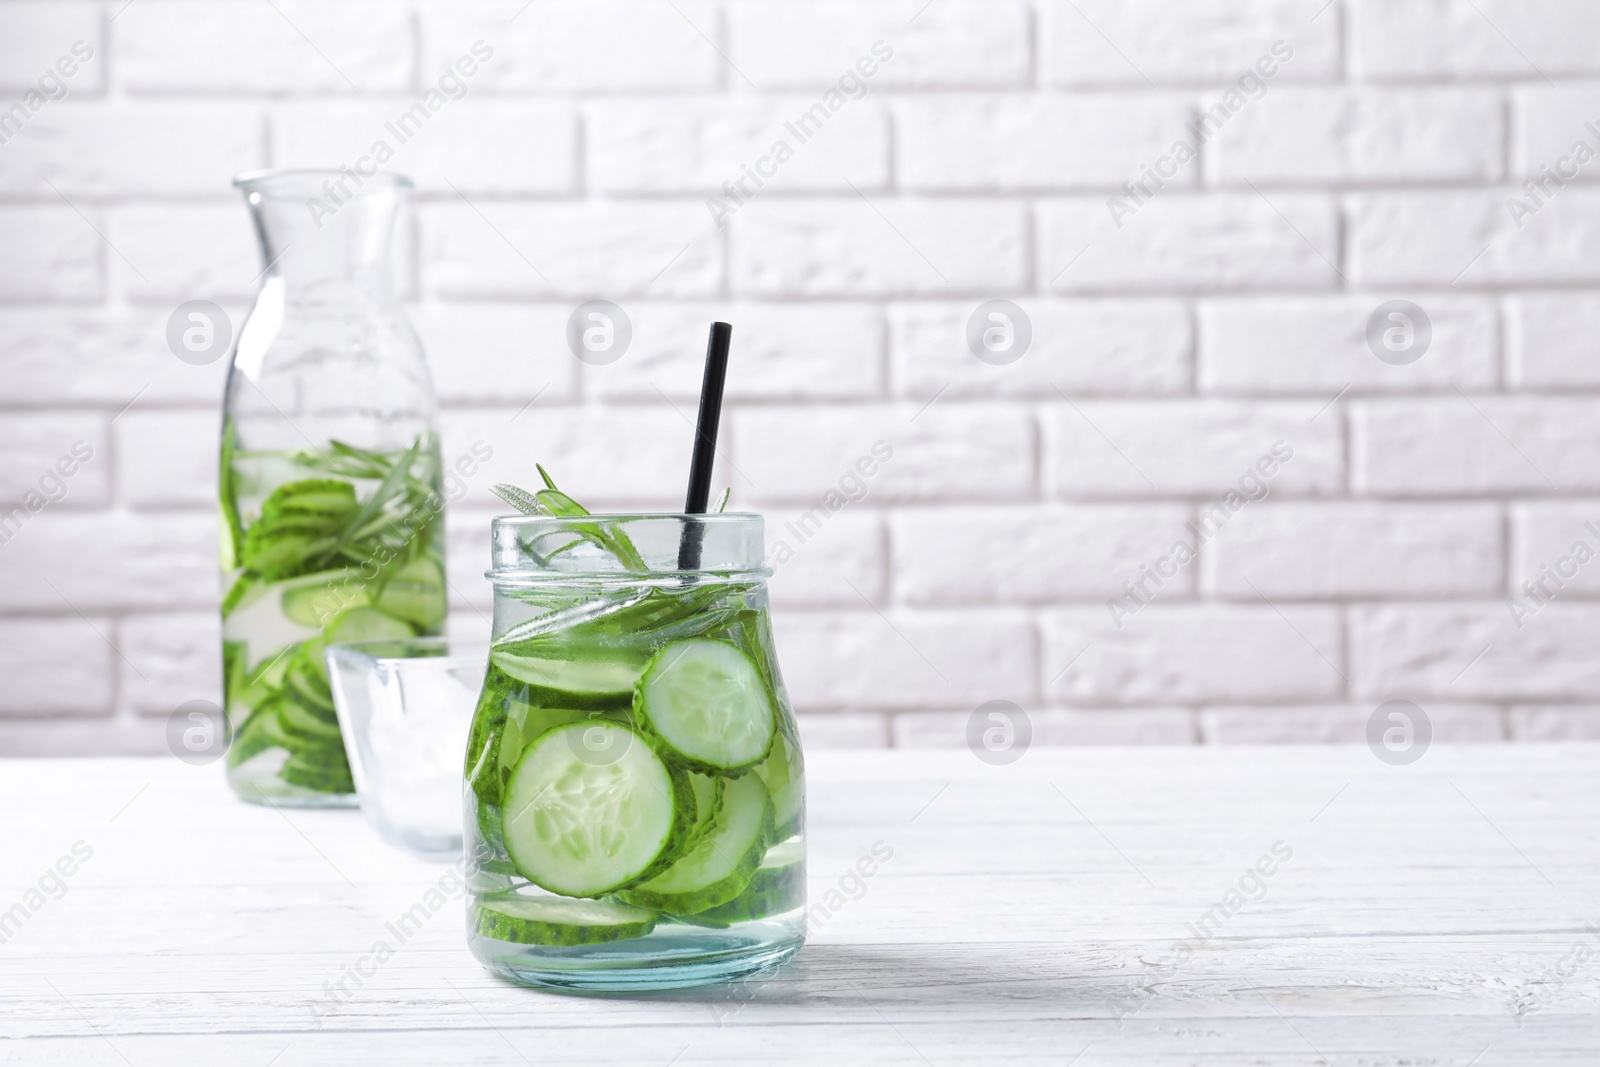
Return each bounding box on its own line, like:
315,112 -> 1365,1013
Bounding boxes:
465,514 -> 805,990
219,170 -> 445,806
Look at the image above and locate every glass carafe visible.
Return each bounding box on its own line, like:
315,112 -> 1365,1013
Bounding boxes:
465,514 -> 806,990
219,169 -> 445,807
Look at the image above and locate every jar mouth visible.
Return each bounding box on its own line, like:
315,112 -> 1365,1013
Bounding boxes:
233,168 -> 415,197
490,513 -> 768,580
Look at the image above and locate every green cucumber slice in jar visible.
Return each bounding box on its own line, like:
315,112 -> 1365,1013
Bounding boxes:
633,639 -> 776,774
490,650 -> 645,709
616,772 -> 772,915
756,731 -> 804,840
501,721 -> 690,898
474,894 -> 657,947
690,839 -> 806,926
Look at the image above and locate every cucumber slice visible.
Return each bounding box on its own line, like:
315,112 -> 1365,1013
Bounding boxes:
690,840 -> 805,925
227,705 -> 276,768
633,639 -> 776,773
490,650 -> 645,709
325,606 -> 415,645
285,651 -> 337,713
278,699 -> 342,741
280,571 -> 367,628
502,721 -> 689,898
498,704 -> 595,783
616,772 -> 772,915
756,730 -> 804,839
682,771 -> 724,852
473,893 -> 656,946
374,557 -> 446,630
281,756 -> 354,793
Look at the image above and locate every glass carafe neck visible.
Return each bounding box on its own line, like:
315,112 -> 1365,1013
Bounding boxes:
236,169 -> 409,309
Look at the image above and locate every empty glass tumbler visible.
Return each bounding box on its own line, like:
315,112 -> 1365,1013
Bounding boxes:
327,637 -> 485,858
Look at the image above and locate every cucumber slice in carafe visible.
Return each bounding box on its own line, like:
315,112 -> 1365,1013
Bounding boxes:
501,721 -> 689,898
633,639 -> 776,773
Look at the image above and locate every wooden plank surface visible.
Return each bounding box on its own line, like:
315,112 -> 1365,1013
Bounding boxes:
1,746 -> 1597,1065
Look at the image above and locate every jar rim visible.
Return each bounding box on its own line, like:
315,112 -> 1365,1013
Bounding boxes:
489,512 -> 768,580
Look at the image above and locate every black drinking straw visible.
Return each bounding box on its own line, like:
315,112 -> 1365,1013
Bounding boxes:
678,321 -> 732,571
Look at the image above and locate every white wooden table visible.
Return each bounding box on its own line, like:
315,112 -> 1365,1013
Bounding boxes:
2,747 -> 1597,1065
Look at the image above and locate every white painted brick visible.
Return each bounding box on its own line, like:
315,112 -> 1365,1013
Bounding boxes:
274,101 -> 576,195
0,308 -> 232,407
1044,0 -> 1339,86
422,202 -> 720,299
589,97 -> 888,194
891,299 -> 1190,399
119,612 -> 221,717
1506,294 -> 1600,388
1199,296 -> 1499,394
730,200 -> 1028,297
1208,88 -> 1503,184
1043,401 -> 1340,497
109,205 -> 257,304
1510,502 -> 1600,596
894,707 -> 1197,746
0,206 -> 100,300
730,404 -> 1034,505
582,303 -> 884,403
1509,705 -> 1600,740
1042,606 -> 1346,703
0,103 -> 261,196
1205,502 -> 1503,598
421,1 -> 720,92
447,607 -> 492,650
726,1 -> 1029,89
1199,704 -> 1504,743
445,508 -> 497,615
796,712 -> 890,749
1358,0 -> 1600,80
116,409 -> 216,508
766,507 -> 885,609
0,617 -> 111,716
1512,85 -> 1600,181
1354,398 -> 1600,495
773,609 -> 1036,710
897,95 -> 1194,192
118,1 -> 413,94
0,512 -> 216,612
1041,195 -> 1340,293
1349,189 -> 1600,286
0,413 -> 107,508
0,1 -> 99,99
439,406 -> 692,510
0,2 -> 101,95
892,504 -> 1192,606
1352,603 -> 1600,701
411,304 -> 579,406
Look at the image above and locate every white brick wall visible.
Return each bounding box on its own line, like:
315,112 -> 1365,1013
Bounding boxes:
4,0 -> 1600,754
